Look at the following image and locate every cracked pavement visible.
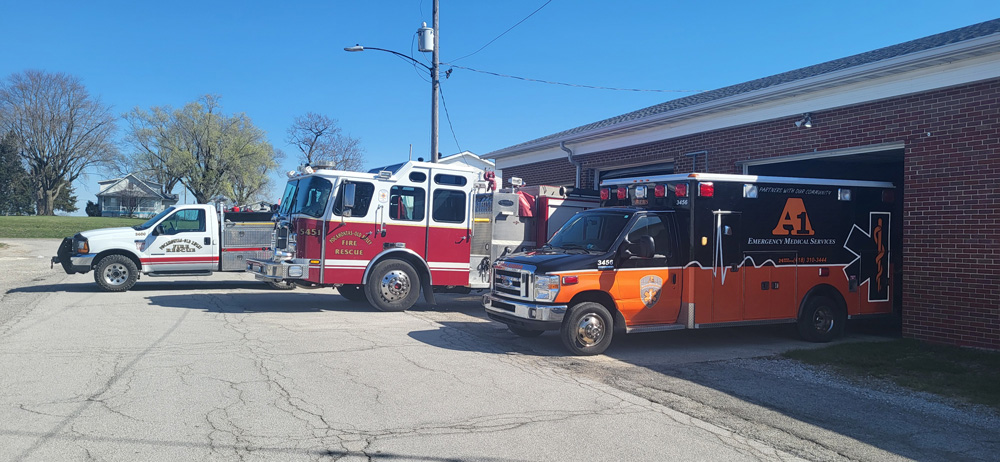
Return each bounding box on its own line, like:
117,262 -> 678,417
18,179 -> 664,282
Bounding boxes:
1,239 -> 996,461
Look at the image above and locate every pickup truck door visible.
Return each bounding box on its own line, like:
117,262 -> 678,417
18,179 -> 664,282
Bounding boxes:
144,208 -> 218,272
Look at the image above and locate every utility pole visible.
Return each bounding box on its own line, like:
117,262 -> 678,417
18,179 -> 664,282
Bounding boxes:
431,0 -> 440,163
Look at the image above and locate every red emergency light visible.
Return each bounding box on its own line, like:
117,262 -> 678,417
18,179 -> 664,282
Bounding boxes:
617,187 -> 628,200
699,182 -> 714,197
654,184 -> 666,197
674,183 -> 688,197
600,188 -> 610,200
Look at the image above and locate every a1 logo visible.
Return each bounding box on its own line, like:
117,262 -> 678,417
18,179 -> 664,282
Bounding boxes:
771,198 -> 814,236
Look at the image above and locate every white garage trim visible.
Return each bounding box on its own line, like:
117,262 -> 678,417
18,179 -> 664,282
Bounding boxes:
736,142 -> 906,174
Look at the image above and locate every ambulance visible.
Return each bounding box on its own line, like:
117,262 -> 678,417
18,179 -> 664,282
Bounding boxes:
483,173 -> 899,355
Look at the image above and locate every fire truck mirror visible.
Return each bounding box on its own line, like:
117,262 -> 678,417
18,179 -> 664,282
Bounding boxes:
723,225 -> 733,236
343,183 -> 356,210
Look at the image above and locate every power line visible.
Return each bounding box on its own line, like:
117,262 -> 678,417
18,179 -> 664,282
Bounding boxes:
450,0 -> 553,64
443,64 -> 705,93
438,85 -> 462,153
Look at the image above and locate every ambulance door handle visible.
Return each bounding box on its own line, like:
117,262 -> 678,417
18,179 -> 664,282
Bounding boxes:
772,282 -> 779,290
760,282 -> 769,291
671,274 -> 677,284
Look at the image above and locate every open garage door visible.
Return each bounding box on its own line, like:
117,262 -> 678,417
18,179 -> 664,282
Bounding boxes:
742,143 -> 904,318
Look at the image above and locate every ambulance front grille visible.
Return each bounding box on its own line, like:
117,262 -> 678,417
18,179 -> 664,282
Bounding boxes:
492,267 -> 532,300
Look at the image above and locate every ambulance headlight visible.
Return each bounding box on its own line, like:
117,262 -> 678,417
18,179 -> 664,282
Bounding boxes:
533,275 -> 560,301
288,265 -> 304,278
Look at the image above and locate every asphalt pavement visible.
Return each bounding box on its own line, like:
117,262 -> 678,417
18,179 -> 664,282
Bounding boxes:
0,238 -> 996,461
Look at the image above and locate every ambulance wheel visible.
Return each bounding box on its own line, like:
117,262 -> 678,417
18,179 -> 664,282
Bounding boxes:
509,326 -> 544,337
265,280 -> 296,290
338,284 -> 367,302
560,302 -> 614,356
798,295 -> 845,342
366,259 -> 420,312
94,255 -> 138,292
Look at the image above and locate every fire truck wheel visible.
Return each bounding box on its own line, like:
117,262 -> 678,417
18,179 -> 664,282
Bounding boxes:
797,295 -> 845,342
265,280 -> 296,290
366,260 -> 420,312
509,326 -> 544,337
337,284 -> 367,302
560,302 -> 614,355
93,255 -> 138,292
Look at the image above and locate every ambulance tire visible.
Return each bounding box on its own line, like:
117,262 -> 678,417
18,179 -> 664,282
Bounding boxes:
509,326 -> 544,337
797,295 -> 845,343
560,302 -> 614,356
366,259 -> 420,312
265,280 -> 296,290
337,284 -> 367,302
93,254 -> 138,292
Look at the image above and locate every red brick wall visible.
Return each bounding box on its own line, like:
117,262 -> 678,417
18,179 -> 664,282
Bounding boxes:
501,78 -> 1000,349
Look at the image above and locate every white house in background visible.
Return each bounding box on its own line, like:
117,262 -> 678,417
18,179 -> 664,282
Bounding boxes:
437,151 -> 500,186
96,173 -> 178,218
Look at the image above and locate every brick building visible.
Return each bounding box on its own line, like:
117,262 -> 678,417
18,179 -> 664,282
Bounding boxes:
486,20 -> 1000,349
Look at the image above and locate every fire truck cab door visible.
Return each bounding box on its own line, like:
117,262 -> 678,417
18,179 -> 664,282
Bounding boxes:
424,169 -> 476,286
711,212 -> 743,322
146,207 -> 217,272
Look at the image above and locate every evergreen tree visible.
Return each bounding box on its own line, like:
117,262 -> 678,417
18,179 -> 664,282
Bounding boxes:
54,183 -> 79,214
85,200 -> 101,217
0,131 -> 32,215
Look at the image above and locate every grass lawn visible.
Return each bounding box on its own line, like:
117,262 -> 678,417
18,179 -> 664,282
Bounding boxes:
784,339 -> 1000,411
0,216 -> 146,239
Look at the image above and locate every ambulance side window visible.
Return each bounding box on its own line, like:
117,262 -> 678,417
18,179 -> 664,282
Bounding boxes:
389,186 -> 426,221
622,214 -> 670,268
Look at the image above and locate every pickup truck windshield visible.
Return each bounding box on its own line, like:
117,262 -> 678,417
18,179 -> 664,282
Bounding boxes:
133,207 -> 176,231
547,211 -> 633,252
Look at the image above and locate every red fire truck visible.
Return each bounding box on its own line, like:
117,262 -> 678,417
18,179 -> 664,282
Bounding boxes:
483,173 -> 900,355
247,160 -> 598,311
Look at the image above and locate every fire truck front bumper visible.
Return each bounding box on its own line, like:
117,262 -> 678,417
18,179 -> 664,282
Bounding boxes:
482,294 -> 567,331
246,259 -> 306,280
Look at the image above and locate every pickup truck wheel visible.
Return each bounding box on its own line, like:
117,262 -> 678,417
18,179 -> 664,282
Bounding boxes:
560,302 -> 614,356
366,260 -> 420,312
797,295 -> 845,342
94,255 -> 138,292
337,284 -> 367,302
265,280 -> 295,290
509,326 -> 544,337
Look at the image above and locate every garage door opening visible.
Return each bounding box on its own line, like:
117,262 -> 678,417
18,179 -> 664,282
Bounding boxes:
744,146 -> 905,320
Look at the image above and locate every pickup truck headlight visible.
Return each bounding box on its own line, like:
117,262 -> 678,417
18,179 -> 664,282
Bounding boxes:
533,275 -> 560,301
75,238 -> 90,254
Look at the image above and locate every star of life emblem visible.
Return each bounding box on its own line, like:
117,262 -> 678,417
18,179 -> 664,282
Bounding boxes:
639,275 -> 663,308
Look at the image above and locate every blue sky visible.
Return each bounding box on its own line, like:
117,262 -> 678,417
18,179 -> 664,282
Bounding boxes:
2,1 -> 999,212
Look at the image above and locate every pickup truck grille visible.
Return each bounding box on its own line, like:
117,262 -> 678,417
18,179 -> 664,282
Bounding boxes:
492,262 -> 536,301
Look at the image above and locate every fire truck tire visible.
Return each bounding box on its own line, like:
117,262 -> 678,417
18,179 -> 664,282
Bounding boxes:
93,255 -> 138,292
797,295 -> 845,342
560,302 -> 614,355
509,326 -> 544,337
337,284 -> 367,302
366,260 -> 420,312
265,280 -> 296,290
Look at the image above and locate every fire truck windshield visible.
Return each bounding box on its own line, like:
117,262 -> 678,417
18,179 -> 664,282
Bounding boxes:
277,176 -> 334,218
278,181 -> 298,216
546,211 -> 633,252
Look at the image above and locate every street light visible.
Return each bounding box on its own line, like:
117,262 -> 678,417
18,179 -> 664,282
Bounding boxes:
345,10 -> 440,163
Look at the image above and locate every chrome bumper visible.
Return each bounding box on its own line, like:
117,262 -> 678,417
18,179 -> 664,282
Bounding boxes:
483,293 -> 568,323
246,259 -> 305,280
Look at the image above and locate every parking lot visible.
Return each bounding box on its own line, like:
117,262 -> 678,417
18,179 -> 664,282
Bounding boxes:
1,239 -> 996,461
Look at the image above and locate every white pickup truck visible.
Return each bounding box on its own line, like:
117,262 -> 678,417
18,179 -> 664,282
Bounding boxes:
52,204 -> 294,292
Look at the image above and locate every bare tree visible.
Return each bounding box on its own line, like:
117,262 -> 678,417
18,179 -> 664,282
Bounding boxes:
0,70 -> 118,215
117,184 -> 146,217
286,112 -> 363,171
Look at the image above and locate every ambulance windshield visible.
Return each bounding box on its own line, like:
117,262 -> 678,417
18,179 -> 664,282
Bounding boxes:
546,211 -> 632,252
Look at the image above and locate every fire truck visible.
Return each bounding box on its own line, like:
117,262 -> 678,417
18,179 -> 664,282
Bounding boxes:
246,160 -> 598,311
483,173 -> 900,355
